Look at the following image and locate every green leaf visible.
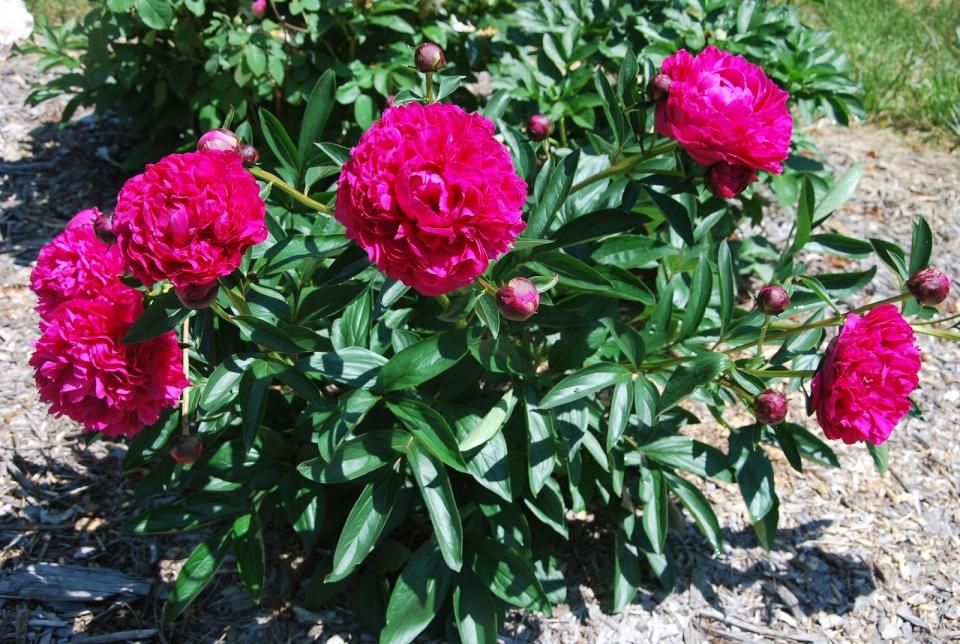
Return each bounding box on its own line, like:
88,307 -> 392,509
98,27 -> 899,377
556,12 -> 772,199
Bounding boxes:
540,362 -> 631,409
453,572 -> 498,644
717,239 -> 735,335
813,161 -> 863,224
375,329 -> 472,392
459,389 -> 518,452
870,238 -> 908,281
315,142 -> 350,166
298,430 -> 403,483
663,471 -> 722,554
259,108 -> 298,172
636,436 -> 734,483
466,535 -> 552,613
525,151 -> 580,239
866,443 -> 888,476
232,315 -> 328,354
238,362 -> 271,453
301,347 -> 387,389
640,466 -> 668,554
162,528 -> 231,622
125,491 -> 247,534
909,217 -> 933,275
773,424 -> 804,472
497,121 -> 536,183
122,409 -> 179,470
122,290 -> 189,344
232,512 -> 266,603
135,0 -> 174,29
388,399 -> 468,472
407,441 -> 463,572
327,472 -> 402,582
475,293 -> 500,339
679,253 -> 712,339
595,69 -> 625,143
523,476 -> 568,538
381,540 -> 453,644
314,388 -> 382,461
606,379 -> 633,450
298,70 -> 336,171
789,178 -> 815,255
524,388 -> 556,496
613,508 -> 642,613
807,233 -> 874,258
659,352 -> 729,412
633,378 -> 659,432
648,189 -> 694,246
244,46 -> 266,76
257,234 -> 349,277
280,472 -> 325,550
737,445 -> 776,524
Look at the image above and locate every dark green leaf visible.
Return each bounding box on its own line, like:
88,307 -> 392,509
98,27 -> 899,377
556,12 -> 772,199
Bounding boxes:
466,535 -> 551,613
813,161 -> 863,224
453,572 -> 498,644
663,471 -> 722,554
299,430 -> 403,484
375,329 -> 472,393
909,217 -> 933,275
387,399 -> 467,472
648,189 -> 693,246
232,512 -> 266,603
259,108 -> 298,172
407,441 -> 463,572
540,362 -> 631,409
327,472 -> 402,582
524,388 -> 556,496
298,70 -> 336,171
122,290 -> 189,344
737,445 -> 776,523
381,540 -> 453,644
162,528 -> 231,622
459,389 -> 518,453
125,491 -> 247,534
717,240 -> 735,335
866,443 -> 888,476
679,254 -> 712,339
606,379 -> 632,450
526,151 -> 580,239
637,436 -> 734,483
870,238 -> 908,281
659,352 -> 729,412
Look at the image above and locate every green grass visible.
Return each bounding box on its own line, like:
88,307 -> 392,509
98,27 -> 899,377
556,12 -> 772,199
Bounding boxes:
25,0 -> 91,23
798,0 -> 960,143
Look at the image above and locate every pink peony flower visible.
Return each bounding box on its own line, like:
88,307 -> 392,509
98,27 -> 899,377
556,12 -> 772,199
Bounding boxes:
811,304 -> 921,446
113,150 -> 267,289
251,0 -> 267,18
30,290 -> 188,438
335,102 -> 527,296
655,46 -> 793,173
706,162 -> 757,198
30,208 -> 126,317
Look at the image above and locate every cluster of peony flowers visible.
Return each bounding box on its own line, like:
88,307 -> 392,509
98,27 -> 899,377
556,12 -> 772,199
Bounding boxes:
653,46 -> 793,198
29,210 -> 188,437
30,147 -> 267,438
335,102 -> 527,296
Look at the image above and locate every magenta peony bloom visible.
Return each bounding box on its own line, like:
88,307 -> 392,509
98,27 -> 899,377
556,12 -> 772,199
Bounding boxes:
335,102 -> 527,296
30,290 -> 188,438
655,46 -> 793,173
114,150 -> 267,289
30,208 -> 126,317
811,304 -> 921,446
706,162 -> 757,198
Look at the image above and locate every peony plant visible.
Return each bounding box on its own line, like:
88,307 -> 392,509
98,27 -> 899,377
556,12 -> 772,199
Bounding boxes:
27,39 -> 955,641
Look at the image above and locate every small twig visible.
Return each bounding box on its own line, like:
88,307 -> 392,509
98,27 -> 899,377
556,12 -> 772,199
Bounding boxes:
70,629 -> 158,643
698,608 -> 820,642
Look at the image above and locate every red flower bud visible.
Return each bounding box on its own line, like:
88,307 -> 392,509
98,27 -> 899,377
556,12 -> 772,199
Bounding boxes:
527,114 -> 553,142
93,210 -> 117,245
175,282 -> 220,310
197,128 -> 240,153
648,74 -> 672,101
251,0 -> 267,18
754,389 -> 788,425
907,268 -> 950,306
170,435 -> 203,465
239,143 -> 260,168
755,285 -> 790,316
706,162 -> 757,199
496,277 -> 540,321
414,42 -> 446,73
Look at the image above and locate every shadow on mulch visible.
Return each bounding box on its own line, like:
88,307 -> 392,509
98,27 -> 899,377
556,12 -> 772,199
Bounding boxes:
0,116 -> 129,261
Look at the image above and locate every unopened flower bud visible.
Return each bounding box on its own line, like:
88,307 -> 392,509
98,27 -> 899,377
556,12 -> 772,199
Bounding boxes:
496,277 -> 540,321
175,282 -> 220,310
197,128 -> 240,153
239,143 -> 260,167
251,0 -> 267,18
706,162 -> 757,199
907,268 -> 950,306
527,114 -> 553,142
754,389 -> 788,425
93,210 -> 116,245
414,42 -> 446,73
648,74 -> 672,101
755,285 -> 790,316
170,435 -> 203,465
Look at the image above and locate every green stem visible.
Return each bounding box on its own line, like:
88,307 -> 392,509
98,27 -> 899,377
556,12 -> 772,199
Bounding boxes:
426,72 -> 434,102
436,293 -> 451,308
476,277 -> 499,297
569,140 -> 679,194
249,166 -> 331,213
740,368 -> 816,379
755,315 -> 771,360
559,117 -> 568,148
